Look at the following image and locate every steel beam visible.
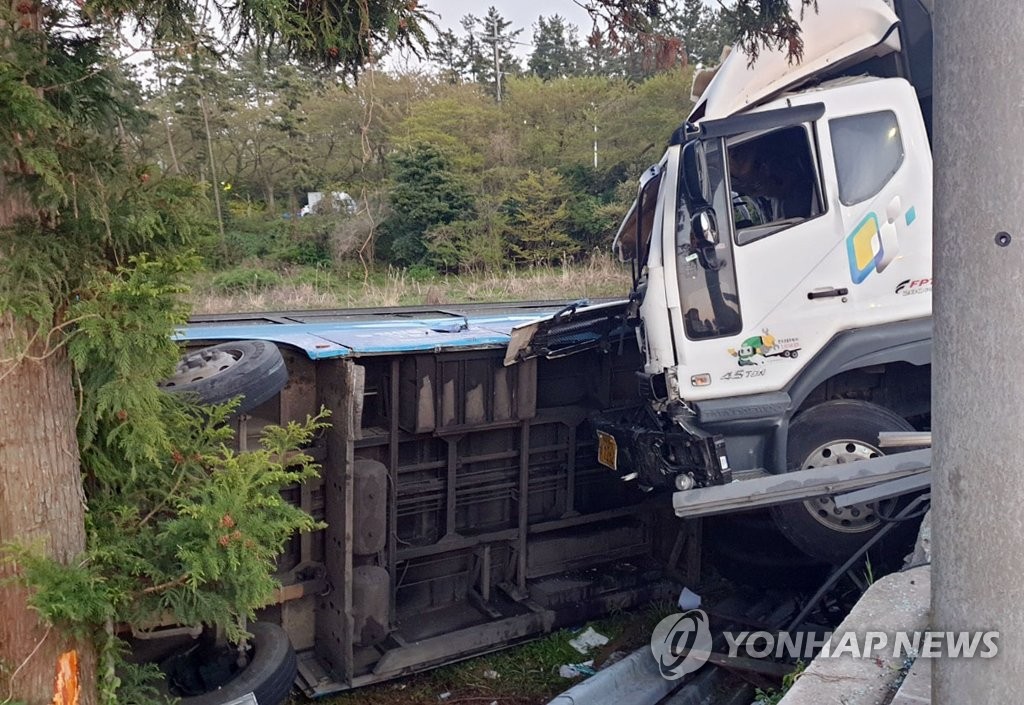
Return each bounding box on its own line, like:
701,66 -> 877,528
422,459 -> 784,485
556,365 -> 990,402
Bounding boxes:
672,449 -> 931,518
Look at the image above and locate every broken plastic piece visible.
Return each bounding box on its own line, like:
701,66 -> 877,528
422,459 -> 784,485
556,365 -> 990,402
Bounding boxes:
678,587 -> 702,611
559,660 -> 597,678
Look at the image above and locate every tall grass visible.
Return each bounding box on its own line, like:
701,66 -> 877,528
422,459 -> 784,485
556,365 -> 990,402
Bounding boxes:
188,253 -> 631,314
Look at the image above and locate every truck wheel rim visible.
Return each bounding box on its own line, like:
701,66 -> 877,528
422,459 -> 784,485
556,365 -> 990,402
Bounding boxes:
800,440 -> 884,534
160,348 -> 242,387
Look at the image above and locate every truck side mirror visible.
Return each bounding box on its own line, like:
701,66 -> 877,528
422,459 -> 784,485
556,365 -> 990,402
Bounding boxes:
691,206 -> 723,270
693,208 -> 719,246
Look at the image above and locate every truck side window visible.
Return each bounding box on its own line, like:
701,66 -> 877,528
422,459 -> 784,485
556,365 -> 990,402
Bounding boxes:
727,125 -> 823,245
829,111 -> 904,206
677,138 -> 742,340
612,170 -> 662,262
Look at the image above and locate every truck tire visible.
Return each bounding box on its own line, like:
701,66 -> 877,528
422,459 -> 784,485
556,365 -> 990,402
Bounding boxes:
160,340 -> 287,415
770,400 -> 918,565
704,511 -> 831,588
161,622 -> 297,705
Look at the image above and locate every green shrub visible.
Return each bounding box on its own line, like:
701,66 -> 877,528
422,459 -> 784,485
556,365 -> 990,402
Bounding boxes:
211,267 -> 284,293
405,263 -> 437,281
276,216 -> 336,266
219,216 -> 288,265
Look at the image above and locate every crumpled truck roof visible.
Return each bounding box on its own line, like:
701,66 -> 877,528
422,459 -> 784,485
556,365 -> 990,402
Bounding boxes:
690,0 -> 900,122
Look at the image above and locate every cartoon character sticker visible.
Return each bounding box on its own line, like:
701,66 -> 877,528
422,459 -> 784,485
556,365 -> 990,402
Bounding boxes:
728,330 -> 801,366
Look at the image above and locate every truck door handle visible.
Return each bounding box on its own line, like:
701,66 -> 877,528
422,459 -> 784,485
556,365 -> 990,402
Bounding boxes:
807,288 -> 848,300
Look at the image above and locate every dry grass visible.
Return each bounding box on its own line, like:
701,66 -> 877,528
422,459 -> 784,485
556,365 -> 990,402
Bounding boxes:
187,254 -> 632,314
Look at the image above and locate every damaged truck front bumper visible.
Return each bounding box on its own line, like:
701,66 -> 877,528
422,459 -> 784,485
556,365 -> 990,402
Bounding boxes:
592,413 -> 732,492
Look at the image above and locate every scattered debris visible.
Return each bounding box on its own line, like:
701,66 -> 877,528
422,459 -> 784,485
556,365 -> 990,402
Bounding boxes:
569,627 -> 609,654
559,660 -> 596,679
439,692 -> 451,701
482,669 -> 500,680
678,586 -> 702,611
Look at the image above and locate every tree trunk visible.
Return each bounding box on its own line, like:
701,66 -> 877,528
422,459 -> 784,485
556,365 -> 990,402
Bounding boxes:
0,311 -> 96,704
198,96 -> 226,255
932,0 -> 1024,701
0,0 -> 97,681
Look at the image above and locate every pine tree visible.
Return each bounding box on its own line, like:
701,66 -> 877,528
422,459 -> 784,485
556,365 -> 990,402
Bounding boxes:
675,0 -> 734,66
459,15 -> 492,85
432,29 -> 467,83
379,144 -> 474,264
505,169 -> 579,265
529,15 -> 586,79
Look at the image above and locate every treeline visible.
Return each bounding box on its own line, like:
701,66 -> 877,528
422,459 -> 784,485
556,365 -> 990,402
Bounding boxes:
136,1 -> 732,273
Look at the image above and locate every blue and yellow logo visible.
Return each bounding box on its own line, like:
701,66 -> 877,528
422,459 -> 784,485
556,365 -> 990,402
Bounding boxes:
846,213 -> 883,284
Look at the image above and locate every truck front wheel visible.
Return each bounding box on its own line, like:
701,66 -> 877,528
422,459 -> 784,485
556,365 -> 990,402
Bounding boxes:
770,400 -> 918,565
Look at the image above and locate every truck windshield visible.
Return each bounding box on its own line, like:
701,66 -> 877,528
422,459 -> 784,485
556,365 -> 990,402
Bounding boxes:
676,138 -> 742,340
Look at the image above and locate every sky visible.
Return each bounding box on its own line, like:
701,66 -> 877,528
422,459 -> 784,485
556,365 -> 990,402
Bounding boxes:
385,0 -> 596,69
426,0 -> 595,38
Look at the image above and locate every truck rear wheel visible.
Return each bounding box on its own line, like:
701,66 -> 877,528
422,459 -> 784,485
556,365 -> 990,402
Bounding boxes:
770,400 -> 917,565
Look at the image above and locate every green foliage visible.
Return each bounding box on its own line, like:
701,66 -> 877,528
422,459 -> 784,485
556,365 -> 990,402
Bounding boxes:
211,266 -> 285,293
566,193 -> 624,250
722,0 -> 817,64
0,23 -> 213,326
68,255 -> 197,463
505,169 -> 579,265
221,215 -> 289,263
5,249 -> 326,701
0,12 -> 334,704
379,144 -> 474,265
84,0 -> 433,76
425,205 -> 508,274
6,404 -> 329,698
284,213 -> 349,266
395,89 -> 500,171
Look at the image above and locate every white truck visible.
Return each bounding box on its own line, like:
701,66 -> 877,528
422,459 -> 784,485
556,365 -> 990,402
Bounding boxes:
508,0 -> 934,564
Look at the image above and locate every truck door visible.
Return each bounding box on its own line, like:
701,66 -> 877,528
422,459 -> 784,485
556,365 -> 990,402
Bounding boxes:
819,78 -> 933,322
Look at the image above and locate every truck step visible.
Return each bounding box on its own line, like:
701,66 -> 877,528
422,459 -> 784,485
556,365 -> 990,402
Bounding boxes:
878,431 -> 932,448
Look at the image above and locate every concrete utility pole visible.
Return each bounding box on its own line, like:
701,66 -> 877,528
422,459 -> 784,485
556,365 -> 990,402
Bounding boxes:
932,0 -> 1024,701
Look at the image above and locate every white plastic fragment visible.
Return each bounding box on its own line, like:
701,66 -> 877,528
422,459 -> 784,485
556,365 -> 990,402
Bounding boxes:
569,626 -> 609,654
483,669 -> 500,680
678,586 -> 702,611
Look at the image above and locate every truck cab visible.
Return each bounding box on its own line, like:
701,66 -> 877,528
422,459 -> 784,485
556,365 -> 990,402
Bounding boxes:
511,0 -> 935,563
634,75 -> 931,405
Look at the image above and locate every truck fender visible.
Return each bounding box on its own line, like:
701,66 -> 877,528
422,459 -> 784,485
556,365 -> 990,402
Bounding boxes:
770,318 -> 932,472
